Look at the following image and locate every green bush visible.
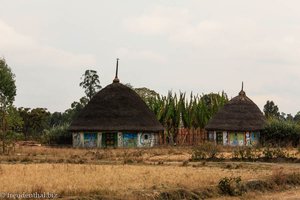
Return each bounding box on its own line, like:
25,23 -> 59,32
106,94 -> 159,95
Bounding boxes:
41,124 -> 71,145
262,118 -> 300,147
191,142 -> 220,160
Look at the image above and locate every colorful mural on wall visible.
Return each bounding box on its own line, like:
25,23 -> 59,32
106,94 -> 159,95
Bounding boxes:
123,133 -> 137,147
73,132 -> 159,148
251,132 -> 260,146
246,132 -> 251,146
84,133 -> 97,148
138,133 -> 154,147
229,132 -> 244,146
73,133 -> 82,147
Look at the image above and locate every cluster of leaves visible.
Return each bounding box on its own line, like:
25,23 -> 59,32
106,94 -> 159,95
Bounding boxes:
0,58 -> 18,153
146,92 -> 228,144
41,123 -> 71,145
262,118 -> 300,147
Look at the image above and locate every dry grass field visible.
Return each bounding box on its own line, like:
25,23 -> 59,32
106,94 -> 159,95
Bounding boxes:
0,145 -> 300,199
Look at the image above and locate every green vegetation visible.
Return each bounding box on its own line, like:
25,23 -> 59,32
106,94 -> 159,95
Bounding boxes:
0,58 -> 17,153
41,123 -> 71,145
79,69 -> 102,101
146,92 -> 228,143
262,118 -> 300,146
2,60 -> 300,147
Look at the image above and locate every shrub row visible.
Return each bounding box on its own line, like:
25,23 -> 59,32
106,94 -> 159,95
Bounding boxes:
191,142 -> 299,162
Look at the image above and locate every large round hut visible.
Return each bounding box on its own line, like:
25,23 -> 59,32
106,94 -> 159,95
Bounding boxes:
68,62 -> 164,148
205,85 -> 266,146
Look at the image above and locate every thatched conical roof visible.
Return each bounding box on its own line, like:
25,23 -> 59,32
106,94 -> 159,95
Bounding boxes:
68,81 -> 164,133
205,88 -> 266,132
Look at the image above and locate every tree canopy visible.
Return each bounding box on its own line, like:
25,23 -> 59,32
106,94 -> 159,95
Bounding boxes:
263,100 -> 280,119
79,70 -> 101,101
0,59 -> 16,106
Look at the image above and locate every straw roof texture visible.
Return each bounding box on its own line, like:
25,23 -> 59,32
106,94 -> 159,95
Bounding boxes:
205,90 -> 266,132
69,82 -> 164,132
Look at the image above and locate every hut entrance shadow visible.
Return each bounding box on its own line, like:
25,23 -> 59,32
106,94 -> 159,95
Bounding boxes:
102,132 -> 118,148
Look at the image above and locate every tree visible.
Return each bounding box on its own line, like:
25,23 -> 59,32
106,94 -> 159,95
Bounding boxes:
294,111 -> 300,123
263,100 -> 280,119
49,112 -> 64,127
63,96 -> 88,123
0,58 -> 17,153
134,87 -> 159,105
18,107 -> 50,139
286,113 -> 294,121
79,70 -> 101,101
6,106 -> 23,133
0,59 -> 16,105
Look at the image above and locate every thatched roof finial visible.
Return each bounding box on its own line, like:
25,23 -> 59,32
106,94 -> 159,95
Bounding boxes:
113,58 -> 120,83
239,81 -> 246,96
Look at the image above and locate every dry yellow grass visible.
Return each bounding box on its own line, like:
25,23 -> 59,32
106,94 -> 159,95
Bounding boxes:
0,163 -> 284,197
1,146 -> 300,199
2,145 -> 299,165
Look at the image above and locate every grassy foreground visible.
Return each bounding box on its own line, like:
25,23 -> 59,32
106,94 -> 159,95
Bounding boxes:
0,146 -> 300,199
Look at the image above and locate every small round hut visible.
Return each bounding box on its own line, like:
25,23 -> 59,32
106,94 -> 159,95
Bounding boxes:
205,85 -> 266,146
68,61 -> 164,148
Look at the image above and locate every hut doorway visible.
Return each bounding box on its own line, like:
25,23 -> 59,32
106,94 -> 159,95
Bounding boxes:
216,132 -> 223,145
102,132 -> 117,147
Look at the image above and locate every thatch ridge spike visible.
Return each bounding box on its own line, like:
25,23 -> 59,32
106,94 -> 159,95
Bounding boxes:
239,81 -> 246,96
113,58 -> 120,83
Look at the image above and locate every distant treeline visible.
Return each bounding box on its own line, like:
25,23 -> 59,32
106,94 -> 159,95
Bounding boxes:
1,59 -> 300,148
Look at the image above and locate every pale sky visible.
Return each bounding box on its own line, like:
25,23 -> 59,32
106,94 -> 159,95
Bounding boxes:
0,0 -> 300,115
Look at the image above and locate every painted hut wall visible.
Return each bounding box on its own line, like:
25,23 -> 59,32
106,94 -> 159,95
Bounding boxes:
83,132 -> 98,148
72,132 -> 159,148
246,132 -> 251,146
223,131 -> 228,145
208,131 -> 215,142
123,133 -> 138,147
137,133 -> 156,147
118,132 -> 123,147
250,132 -> 260,146
229,132 -> 244,146
97,133 -> 102,148
73,132 -> 82,147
